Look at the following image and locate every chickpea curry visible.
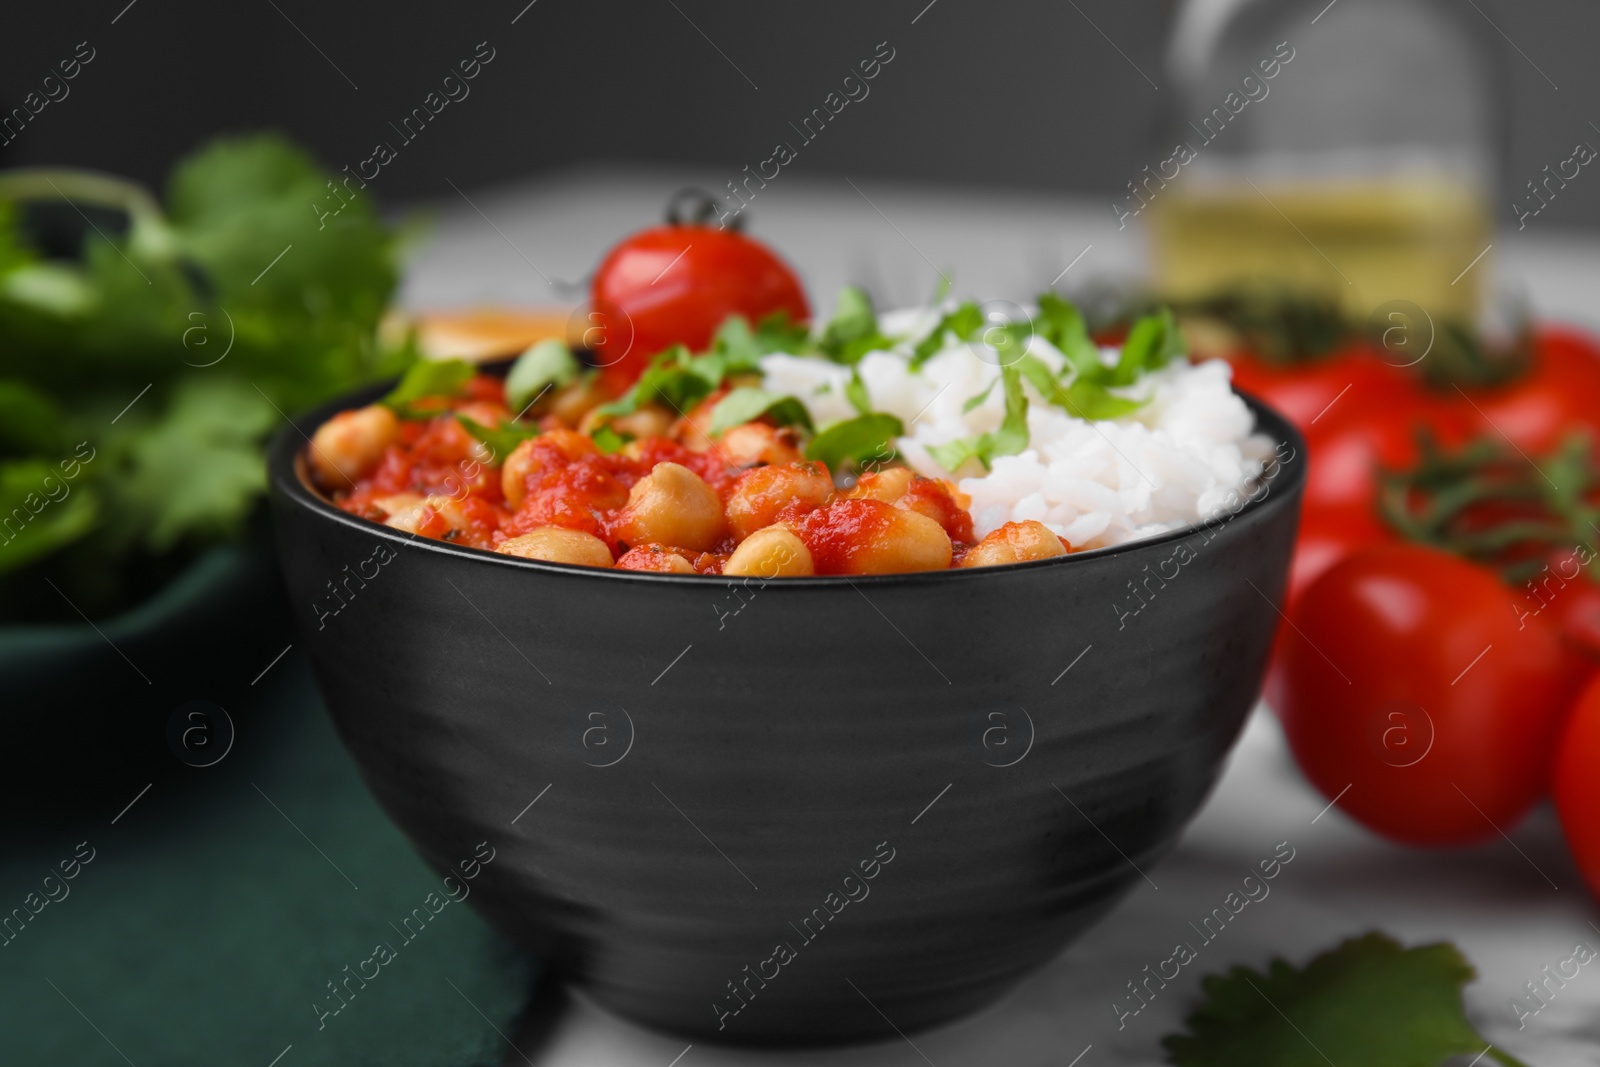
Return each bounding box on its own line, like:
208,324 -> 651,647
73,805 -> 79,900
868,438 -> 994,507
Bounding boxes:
308,358 -> 1073,577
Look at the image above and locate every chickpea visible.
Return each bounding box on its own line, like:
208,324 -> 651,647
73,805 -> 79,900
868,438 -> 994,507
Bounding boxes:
456,400 -> 512,428
385,493 -> 469,536
849,467 -> 966,532
496,527 -> 614,568
840,504 -> 953,575
721,422 -> 805,468
547,377 -> 608,426
671,400 -> 720,452
370,493 -> 423,519
501,429 -> 596,508
616,543 -> 696,573
960,520 -> 1070,569
847,467 -> 916,505
309,404 -> 398,487
725,462 -> 833,540
579,404 -> 674,440
615,461 -> 725,552
725,525 -> 814,578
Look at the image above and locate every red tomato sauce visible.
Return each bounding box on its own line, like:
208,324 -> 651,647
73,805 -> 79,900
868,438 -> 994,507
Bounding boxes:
320,374 -> 1058,575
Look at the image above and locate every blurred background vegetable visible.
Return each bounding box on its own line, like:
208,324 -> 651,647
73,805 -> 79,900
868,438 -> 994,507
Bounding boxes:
0,133 -> 415,621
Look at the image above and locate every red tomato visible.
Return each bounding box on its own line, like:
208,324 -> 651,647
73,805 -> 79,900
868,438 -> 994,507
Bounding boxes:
1262,505 -> 1395,711
1301,386 -> 1470,513
1225,344 -> 1468,513
1467,327 -> 1600,456
1554,577 -> 1600,664
589,224 -> 809,391
1278,543 -> 1581,846
1227,344 -> 1417,435
1554,674 -> 1600,899
1508,547 -> 1600,687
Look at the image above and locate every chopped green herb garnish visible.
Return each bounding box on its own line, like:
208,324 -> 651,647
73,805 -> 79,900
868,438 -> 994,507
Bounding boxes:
708,311 -> 811,366
845,370 -> 872,415
805,412 -> 905,472
819,286 -> 879,363
597,308 -> 810,419
707,387 -> 814,437
383,358 -> 476,417
927,362 -> 1029,472
590,425 -> 633,454
1011,299 -> 1182,423
1033,292 -> 1101,378
454,415 -> 538,461
504,338 -> 578,413
961,378 -> 998,413
1016,354 -> 1142,421
911,301 -> 985,368
598,345 -> 723,417
1110,306 -> 1185,385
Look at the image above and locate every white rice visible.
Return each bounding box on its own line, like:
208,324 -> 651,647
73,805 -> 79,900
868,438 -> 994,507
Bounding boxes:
759,306 -> 1275,551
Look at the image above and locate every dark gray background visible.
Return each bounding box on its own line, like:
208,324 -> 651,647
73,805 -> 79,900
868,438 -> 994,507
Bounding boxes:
1,0 -> 1595,231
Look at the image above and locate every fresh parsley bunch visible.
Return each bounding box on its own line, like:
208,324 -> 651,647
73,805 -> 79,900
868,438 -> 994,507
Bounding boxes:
0,134 -> 415,620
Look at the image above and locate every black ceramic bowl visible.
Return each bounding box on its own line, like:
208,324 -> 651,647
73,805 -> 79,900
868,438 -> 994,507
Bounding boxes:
267,380 -> 1304,1046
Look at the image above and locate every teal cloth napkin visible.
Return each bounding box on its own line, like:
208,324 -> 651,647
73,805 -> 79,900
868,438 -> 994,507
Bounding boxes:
0,654 -> 536,1066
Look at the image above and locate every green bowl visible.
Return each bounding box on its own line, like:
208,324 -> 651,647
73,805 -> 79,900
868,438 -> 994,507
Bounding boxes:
0,525 -> 292,821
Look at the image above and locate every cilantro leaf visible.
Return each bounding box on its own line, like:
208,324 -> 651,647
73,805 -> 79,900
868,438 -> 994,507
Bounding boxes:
113,378 -> 278,553
924,437 -> 981,472
0,460 -> 100,575
707,387 -> 814,437
911,301 -> 984,367
927,363 -> 1029,472
382,358 -> 475,415
1014,296 -> 1182,422
1164,933 -> 1532,1067
454,415 -> 538,462
845,370 -> 872,415
751,309 -> 814,354
600,308 -> 810,419
819,286 -> 881,363
1111,306 -> 1185,386
599,345 -> 727,417
1063,379 -> 1144,420
1034,292 -> 1101,378
961,378 -> 998,413
504,339 -> 577,413
590,425 -> 633,454
805,413 -> 904,473
0,380 -> 66,452
836,331 -> 895,364
712,310 -> 810,366
1016,354 -> 1142,421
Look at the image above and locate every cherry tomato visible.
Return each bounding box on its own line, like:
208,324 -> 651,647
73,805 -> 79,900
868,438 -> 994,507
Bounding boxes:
1278,543 -> 1581,846
1300,385 -> 1470,514
1228,344 -> 1416,437
1553,576 -> 1600,664
589,224 -> 809,391
1262,504 -> 1395,711
1467,327 -> 1600,456
1505,547 -> 1600,690
1554,674 -> 1600,899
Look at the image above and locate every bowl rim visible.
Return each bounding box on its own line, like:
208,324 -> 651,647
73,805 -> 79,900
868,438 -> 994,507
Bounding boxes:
267,368 -> 1306,588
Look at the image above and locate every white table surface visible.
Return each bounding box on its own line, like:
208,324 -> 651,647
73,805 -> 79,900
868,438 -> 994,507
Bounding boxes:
399,167 -> 1600,1067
